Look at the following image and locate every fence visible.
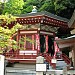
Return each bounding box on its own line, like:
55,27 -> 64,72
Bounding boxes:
46,70 -> 75,75
6,70 -> 36,75
5,69 -> 75,75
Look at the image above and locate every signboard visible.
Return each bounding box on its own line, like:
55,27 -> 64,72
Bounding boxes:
0,55 -> 5,75
51,59 -> 57,63
36,64 -> 47,72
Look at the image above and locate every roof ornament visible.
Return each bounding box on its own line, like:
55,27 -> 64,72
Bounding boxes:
31,6 -> 37,13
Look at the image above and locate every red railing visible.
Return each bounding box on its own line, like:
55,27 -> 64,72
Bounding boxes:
4,50 -> 38,63
62,53 -> 71,65
40,53 -> 56,69
39,53 -> 52,64
43,53 -> 52,64
5,53 -> 37,59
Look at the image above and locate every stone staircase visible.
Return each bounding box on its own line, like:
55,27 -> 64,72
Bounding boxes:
46,58 -> 68,70
43,53 -> 70,70
56,59 -> 67,70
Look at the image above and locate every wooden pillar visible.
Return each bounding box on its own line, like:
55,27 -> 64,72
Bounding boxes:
46,35 -> 48,53
32,35 -> 34,50
17,30 -> 20,48
24,35 -> 26,50
36,34 -> 40,54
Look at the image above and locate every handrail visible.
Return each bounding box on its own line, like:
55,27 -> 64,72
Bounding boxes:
43,53 -> 56,69
4,51 -> 37,59
41,53 -> 56,68
62,53 -> 70,63
62,53 -> 71,65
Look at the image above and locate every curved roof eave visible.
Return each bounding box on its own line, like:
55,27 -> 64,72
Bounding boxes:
14,11 -> 69,23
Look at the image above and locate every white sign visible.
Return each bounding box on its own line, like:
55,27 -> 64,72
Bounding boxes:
0,55 -> 5,75
36,64 -> 46,72
19,50 -> 37,55
51,59 -> 57,63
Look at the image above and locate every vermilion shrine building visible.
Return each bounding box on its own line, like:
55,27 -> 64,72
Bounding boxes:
4,11 -> 71,68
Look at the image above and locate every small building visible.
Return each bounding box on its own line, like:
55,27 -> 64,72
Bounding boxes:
4,10 -> 71,67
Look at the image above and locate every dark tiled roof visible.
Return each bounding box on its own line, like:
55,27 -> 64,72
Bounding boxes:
15,11 -> 69,22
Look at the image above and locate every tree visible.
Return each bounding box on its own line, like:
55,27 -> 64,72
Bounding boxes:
22,0 -> 39,13
39,0 -> 55,14
0,14 -> 35,53
0,14 -> 23,53
2,0 -> 75,18
22,0 -> 75,19
3,0 -> 24,14
54,0 -> 75,18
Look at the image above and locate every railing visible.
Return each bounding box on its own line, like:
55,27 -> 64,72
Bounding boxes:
6,69 -> 36,75
43,53 -> 52,65
40,53 -> 56,69
46,70 -> 75,75
62,53 -> 71,65
6,69 -> 75,75
42,53 -> 71,69
4,50 -> 38,63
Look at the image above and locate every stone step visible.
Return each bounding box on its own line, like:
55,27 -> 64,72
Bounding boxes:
56,59 -> 67,70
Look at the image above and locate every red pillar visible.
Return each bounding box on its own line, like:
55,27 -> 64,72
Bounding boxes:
46,35 -> 48,53
32,35 -> 34,50
54,37 -> 60,58
36,34 -> 40,53
24,35 -> 26,50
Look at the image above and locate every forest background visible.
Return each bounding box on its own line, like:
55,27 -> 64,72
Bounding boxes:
0,0 -> 75,19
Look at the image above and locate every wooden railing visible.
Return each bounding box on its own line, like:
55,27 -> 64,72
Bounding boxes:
6,69 -> 75,75
4,50 -> 38,63
43,53 -> 52,65
40,53 -> 56,69
62,53 -> 71,65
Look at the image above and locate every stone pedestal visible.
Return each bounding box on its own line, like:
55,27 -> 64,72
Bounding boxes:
36,56 -> 44,63
36,56 -> 44,75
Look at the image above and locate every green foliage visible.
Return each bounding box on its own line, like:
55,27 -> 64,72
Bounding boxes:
0,14 -> 35,52
0,0 -> 74,18
19,36 -> 35,45
54,0 -> 66,14
22,5 -> 33,13
0,13 -> 16,25
0,2 -> 4,14
22,0 -> 75,19
11,23 -> 22,34
22,0 -> 38,13
0,14 -> 23,52
3,0 -> 24,14
39,0 -> 55,14
53,0 -> 75,18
